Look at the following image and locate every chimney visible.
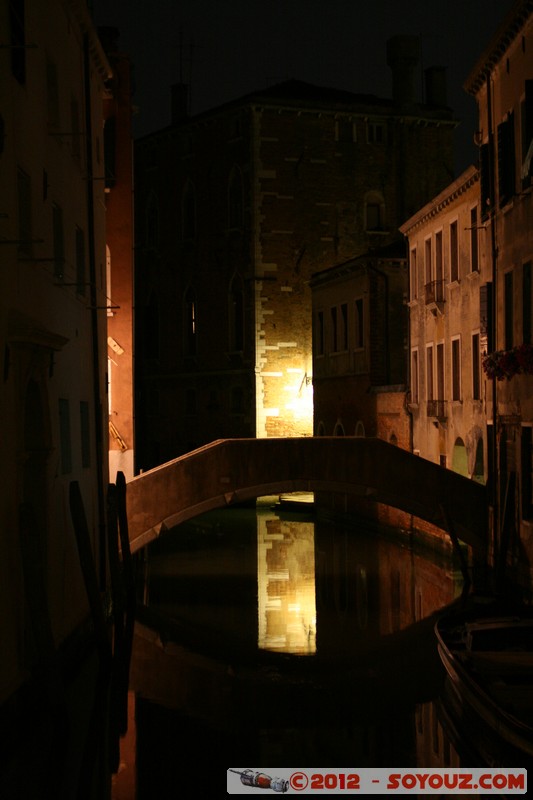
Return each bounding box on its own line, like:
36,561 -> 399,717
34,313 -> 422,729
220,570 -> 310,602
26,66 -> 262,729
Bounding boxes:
171,82 -> 189,125
386,35 -> 420,107
425,66 -> 448,107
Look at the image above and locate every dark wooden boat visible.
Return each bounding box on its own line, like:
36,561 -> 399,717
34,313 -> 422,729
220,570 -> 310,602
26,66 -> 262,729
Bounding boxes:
435,600 -> 533,766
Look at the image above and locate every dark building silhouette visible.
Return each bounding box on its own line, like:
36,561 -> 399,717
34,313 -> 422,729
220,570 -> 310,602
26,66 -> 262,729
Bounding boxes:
134,36 -> 457,472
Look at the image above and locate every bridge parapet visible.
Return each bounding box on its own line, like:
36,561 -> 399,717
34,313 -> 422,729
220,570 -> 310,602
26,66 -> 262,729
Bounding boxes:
125,438 -> 488,555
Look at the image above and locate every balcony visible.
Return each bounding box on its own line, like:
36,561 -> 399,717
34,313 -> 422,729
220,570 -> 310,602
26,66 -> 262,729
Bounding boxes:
427,399 -> 447,421
424,280 -> 445,315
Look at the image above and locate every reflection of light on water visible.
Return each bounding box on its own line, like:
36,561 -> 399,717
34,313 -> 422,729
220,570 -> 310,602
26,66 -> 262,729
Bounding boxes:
257,511 -> 316,654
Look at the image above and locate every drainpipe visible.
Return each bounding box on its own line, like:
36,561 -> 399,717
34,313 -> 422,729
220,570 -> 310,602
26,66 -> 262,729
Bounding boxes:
486,68 -> 499,588
83,33 -> 108,589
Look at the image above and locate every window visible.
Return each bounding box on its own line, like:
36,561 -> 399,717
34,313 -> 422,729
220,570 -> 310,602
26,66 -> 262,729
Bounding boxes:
58,398 -> 72,474
366,203 -> 382,230
104,116 -> 116,187
411,349 -> 419,404
17,167 -> 32,256
504,271 -> 514,350
520,80 -> 533,188
80,401 -> 90,468
229,277 -> 244,352
450,221 -> 459,282
330,307 -> 338,352
424,238 -> 432,286
340,303 -> 348,350
76,227 -> 85,295
435,231 -> 443,288
426,345 -> 434,401
451,337 -> 461,400
410,248 -> 417,300
354,298 -> 364,349
365,192 -> 385,231
9,0 -> 26,84
367,121 -> 386,143
46,58 -> 60,128
335,119 -> 356,142
470,207 -> 479,272
182,181 -> 196,239
316,311 -> 325,356
472,333 -> 481,400
521,426 -> 533,520
52,204 -> 64,280
497,111 -> 516,206
228,166 -> 244,229
480,143 -> 491,220
523,261 -> 532,345
436,343 -> 445,400
185,287 -> 197,356
71,99 -> 81,160
480,281 -> 494,354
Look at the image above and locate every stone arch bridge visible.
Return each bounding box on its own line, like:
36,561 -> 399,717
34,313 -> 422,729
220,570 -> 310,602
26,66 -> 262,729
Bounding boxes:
125,437 -> 488,555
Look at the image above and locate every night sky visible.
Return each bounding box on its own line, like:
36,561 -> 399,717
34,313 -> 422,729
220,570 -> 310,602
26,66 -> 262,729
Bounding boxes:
92,0 -> 517,175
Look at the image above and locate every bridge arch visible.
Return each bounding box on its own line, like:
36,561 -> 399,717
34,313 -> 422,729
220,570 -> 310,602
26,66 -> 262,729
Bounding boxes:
125,437 -> 488,555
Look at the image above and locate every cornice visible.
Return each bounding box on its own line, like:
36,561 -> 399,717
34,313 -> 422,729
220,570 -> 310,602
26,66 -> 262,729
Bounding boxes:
464,0 -> 533,96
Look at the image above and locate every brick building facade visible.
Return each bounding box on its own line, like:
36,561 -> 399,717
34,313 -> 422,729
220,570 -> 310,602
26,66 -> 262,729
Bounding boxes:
310,241 -> 409,444
1,1 -> 115,794
400,166 -> 484,478
134,36 -> 456,471
464,0 -> 533,591
400,0 -> 533,595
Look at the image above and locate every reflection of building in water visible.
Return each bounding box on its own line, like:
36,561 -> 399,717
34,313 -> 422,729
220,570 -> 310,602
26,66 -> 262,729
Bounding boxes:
257,513 -> 316,654
315,513 -> 462,656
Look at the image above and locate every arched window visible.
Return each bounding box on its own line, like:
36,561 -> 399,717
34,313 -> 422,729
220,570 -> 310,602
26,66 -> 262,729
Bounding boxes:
182,181 -> 196,240
228,166 -> 244,229
452,436 -> 468,476
184,286 -> 197,356
145,193 -> 159,248
334,421 -> 345,436
365,190 -> 386,232
229,275 -> 244,352
355,421 -> 365,438
473,438 -> 485,483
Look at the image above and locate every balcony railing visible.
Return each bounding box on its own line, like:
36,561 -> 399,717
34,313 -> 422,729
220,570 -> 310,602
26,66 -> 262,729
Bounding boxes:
427,399 -> 447,420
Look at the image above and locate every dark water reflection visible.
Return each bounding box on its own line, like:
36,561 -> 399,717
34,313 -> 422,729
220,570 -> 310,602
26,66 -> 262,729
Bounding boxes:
130,497 -> 467,793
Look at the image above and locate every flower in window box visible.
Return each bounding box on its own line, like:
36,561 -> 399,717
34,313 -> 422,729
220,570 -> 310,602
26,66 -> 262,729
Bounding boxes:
482,344 -> 533,380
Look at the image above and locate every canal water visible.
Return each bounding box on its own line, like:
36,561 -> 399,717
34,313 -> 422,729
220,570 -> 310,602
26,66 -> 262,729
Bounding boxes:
127,496 -> 467,794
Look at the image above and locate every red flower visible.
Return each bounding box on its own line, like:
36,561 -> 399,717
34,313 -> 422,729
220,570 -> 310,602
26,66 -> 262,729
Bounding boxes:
483,344 -> 533,380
